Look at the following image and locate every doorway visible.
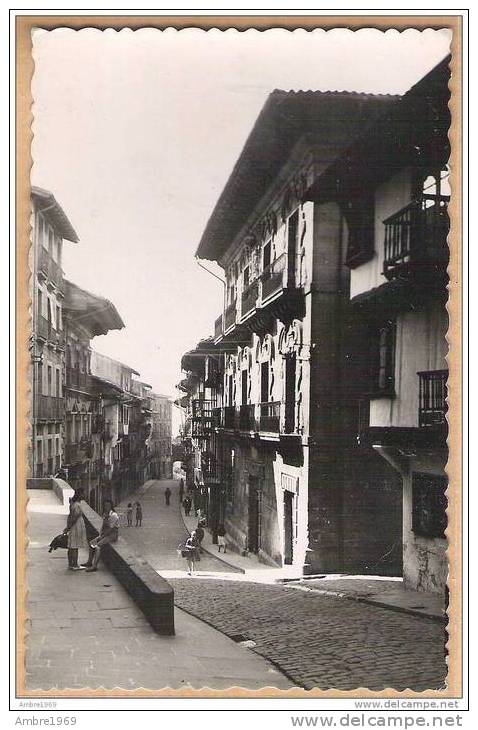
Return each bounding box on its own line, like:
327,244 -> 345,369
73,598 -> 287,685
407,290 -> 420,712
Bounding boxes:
284,353 -> 297,433
283,491 -> 294,565
248,475 -> 261,553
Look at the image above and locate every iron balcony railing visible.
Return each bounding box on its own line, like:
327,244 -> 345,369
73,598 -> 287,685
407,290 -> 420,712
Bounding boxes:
214,314 -> 223,340
33,395 -> 64,421
259,401 -> 280,432
37,246 -> 63,289
418,370 -> 448,427
261,253 -> 286,301
224,300 -> 237,331
241,279 -> 260,319
383,195 -> 449,280
191,399 -> 216,437
239,404 -> 256,431
223,406 -> 237,429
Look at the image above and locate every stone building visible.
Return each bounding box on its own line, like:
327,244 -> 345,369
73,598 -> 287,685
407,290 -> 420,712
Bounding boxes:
307,57 -> 450,592
30,187 -> 79,479
62,280 -> 124,510
185,89 -> 406,574
149,393 -> 173,479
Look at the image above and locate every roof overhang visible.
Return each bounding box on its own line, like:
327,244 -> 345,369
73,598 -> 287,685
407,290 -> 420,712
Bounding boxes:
195,90 -> 398,263
31,186 -> 79,243
63,279 -> 125,337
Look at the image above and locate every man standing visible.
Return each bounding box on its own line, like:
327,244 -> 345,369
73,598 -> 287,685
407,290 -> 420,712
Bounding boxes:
165,486 -> 172,506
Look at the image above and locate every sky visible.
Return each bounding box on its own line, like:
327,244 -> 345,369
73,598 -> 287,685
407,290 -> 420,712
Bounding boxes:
31,27 -> 451,435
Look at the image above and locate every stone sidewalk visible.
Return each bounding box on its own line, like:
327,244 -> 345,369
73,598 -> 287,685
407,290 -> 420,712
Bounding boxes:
25,490 -> 293,692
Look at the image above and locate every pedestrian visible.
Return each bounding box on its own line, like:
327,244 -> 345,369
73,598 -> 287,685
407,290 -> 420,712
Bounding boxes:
63,488 -> 88,570
135,501 -> 143,526
165,487 -> 171,506
182,531 -> 200,575
183,496 -> 192,516
179,478 -> 184,503
126,503 -> 133,527
195,521 -> 205,552
217,523 -> 227,553
83,500 -> 119,572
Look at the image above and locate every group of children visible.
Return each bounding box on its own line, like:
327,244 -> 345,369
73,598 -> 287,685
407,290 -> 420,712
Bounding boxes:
126,501 -> 143,527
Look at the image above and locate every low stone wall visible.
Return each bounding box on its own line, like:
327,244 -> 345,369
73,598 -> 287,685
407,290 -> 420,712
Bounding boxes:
51,478 -> 74,506
26,478 -> 53,490
81,503 -> 175,636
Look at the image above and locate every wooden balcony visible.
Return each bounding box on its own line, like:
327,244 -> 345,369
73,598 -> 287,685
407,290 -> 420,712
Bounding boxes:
241,279 -> 260,319
261,253 -> 286,301
36,315 -> 64,347
259,401 -> 280,432
64,439 -> 93,465
418,370 -> 448,427
383,195 -> 449,281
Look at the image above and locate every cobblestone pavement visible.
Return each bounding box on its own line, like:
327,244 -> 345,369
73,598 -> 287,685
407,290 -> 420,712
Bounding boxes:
118,480 -> 448,693
169,578 -> 448,692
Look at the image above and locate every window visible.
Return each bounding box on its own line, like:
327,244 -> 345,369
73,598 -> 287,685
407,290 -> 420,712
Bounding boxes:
369,320 -> 396,395
36,439 -> 43,464
263,241 -> 271,272
56,305 -> 61,330
47,365 -> 53,395
344,192 -> 375,269
48,227 -> 54,255
412,473 -> 447,538
261,362 -> 269,403
55,369 -> 60,398
243,265 -> 250,289
37,288 -> 43,318
37,362 -> 43,395
47,438 -> 53,458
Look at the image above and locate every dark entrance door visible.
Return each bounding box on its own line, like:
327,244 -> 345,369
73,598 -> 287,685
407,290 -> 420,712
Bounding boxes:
284,491 -> 294,565
284,353 -> 297,433
248,476 -> 261,553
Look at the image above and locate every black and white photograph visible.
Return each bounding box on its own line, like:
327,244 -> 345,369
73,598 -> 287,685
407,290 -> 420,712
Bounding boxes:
16,15 -> 463,704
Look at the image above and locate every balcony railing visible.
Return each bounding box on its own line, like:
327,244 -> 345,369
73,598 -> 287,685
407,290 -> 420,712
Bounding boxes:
224,300 -> 237,331
191,399 -> 216,437
418,370 -> 448,427
259,401 -> 280,432
239,404 -> 256,431
261,253 -> 286,301
33,395 -> 64,421
37,246 -> 63,289
36,315 -> 64,347
241,279 -> 260,319
214,315 -> 223,340
65,367 -> 94,393
383,195 -> 449,280
223,406 -> 236,429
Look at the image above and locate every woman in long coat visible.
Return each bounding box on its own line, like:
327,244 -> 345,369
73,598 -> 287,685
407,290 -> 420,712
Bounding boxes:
64,488 -> 88,570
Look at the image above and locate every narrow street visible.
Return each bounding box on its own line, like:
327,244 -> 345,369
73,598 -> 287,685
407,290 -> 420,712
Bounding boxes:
116,479 -> 239,574
117,481 -> 448,693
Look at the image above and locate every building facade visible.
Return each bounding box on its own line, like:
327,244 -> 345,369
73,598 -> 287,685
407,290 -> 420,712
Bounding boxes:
310,58 -> 450,593
149,393 -> 173,480
30,187 -> 79,479
62,280 -> 124,511
181,90 -> 407,575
